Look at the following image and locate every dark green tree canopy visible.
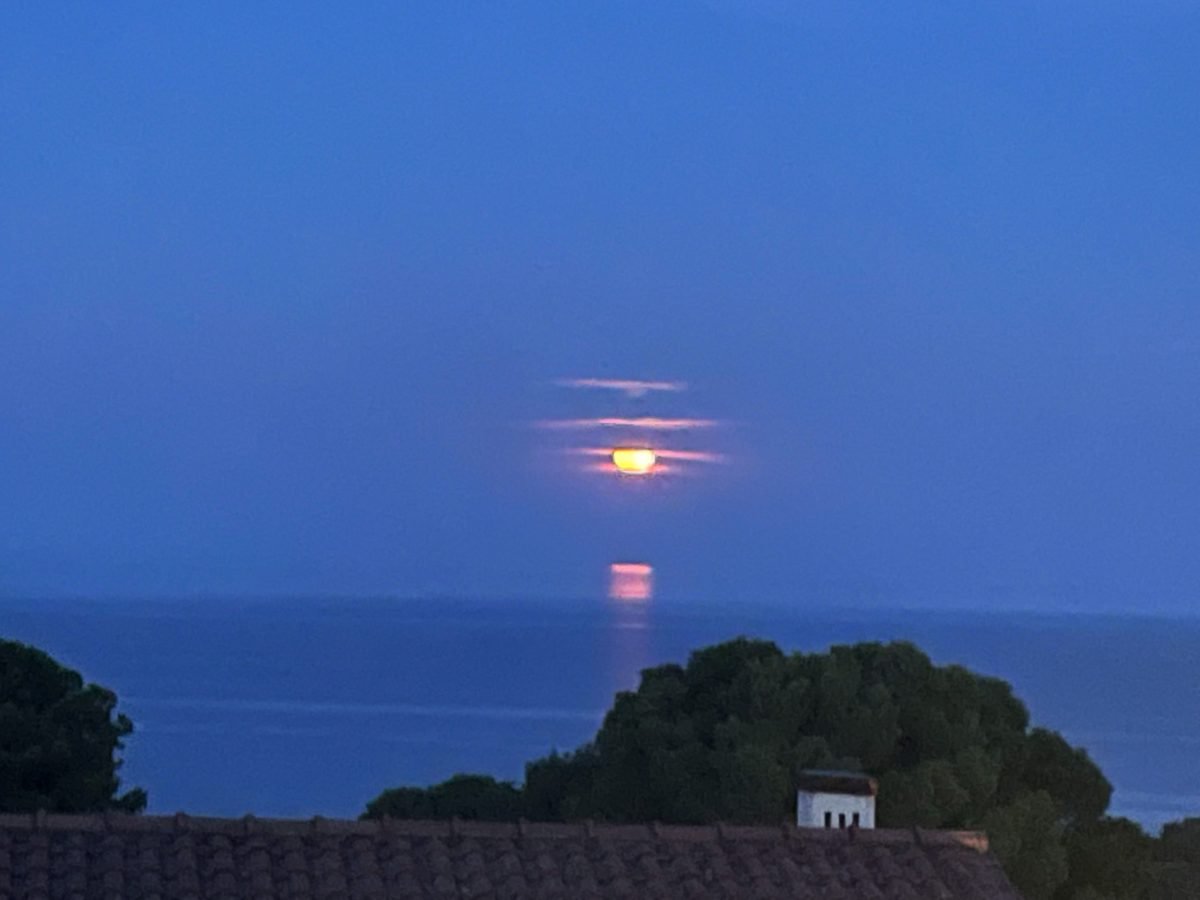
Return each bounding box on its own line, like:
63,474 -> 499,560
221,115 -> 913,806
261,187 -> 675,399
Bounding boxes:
365,774 -> 523,821
524,638 -> 1109,837
366,638 -> 1122,899
1159,818 -> 1200,867
0,638 -> 145,813
1149,818 -> 1200,899
1058,815 -> 1154,900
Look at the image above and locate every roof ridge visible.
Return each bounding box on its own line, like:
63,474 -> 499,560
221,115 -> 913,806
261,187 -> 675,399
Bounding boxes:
0,811 -> 989,850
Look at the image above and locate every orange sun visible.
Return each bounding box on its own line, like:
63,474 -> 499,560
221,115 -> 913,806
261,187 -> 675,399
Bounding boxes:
611,447 -> 657,475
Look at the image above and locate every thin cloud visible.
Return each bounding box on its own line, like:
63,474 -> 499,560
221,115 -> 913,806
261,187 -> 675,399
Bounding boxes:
569,447 -> 725,463
536,417 -> 719,430
655,449 -> 725,463
555,377 -> 687,395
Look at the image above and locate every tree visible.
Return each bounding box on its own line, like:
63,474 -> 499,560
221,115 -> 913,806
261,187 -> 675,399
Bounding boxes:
1158,818 -> 1200,867
1017,728 -> 1112,826
365,638 -> 1120,898
364,774 -> 523,821
1149,818 -> 1200,899
523,747 -> 602,822
526,638 -> 1109,900
983,791 -> 1069,900
1056,816 -> 1153,900
0,638 -> 146,812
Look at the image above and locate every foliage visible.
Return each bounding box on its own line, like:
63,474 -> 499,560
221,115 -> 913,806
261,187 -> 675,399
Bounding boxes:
0,638 -> 146,813
364,774 -> 523,821
1052,815 -> 1200,900
364,637 -> 1198,898
1055,816 -> 1153,900
1018,728 -> 1112,825
983,790 -> 1068,900
1148,819 -> 1200,899
1158,817 -> 1200,867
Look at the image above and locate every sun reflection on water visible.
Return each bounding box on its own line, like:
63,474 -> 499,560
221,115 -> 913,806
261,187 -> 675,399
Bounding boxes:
608,563 -> 654,601
607,563 -> 653,691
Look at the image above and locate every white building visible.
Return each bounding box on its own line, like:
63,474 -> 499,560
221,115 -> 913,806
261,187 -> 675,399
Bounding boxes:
796,769 -> 878,830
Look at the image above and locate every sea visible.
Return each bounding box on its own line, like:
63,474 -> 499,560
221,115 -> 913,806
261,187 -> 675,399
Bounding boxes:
2,595 -> 1197,832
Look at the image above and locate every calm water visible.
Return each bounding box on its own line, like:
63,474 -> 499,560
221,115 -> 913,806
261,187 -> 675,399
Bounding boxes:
2,596 -> 1197,831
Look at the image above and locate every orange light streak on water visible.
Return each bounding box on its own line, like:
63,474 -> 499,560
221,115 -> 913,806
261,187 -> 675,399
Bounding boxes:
609,563 -> 654,601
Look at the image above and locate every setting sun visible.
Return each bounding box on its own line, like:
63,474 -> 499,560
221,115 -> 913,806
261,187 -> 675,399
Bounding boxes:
611,447 -> 657,475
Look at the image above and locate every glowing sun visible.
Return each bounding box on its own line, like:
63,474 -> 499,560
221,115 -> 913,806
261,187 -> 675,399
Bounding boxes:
611,447 -> 658,475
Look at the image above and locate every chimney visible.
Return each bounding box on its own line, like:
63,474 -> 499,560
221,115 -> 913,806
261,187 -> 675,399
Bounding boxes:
795,770 -> 878,830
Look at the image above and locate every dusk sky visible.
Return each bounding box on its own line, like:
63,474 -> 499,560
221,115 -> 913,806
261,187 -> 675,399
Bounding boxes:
3,3 -> 1198,612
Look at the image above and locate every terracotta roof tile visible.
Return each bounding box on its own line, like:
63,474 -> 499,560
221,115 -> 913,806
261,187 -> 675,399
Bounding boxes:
0,813 -> 1023,899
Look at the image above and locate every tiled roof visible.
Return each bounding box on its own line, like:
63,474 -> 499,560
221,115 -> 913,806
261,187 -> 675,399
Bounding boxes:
0,812 -> 1023,899
795,770 -> 879,797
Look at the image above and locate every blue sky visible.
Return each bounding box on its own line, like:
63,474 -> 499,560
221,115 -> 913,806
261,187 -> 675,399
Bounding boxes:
2,2 -> 1198,611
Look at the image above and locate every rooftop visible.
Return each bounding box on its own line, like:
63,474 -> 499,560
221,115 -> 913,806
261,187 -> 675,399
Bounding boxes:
795,770 -> 880,797
0,811 -> 1022,899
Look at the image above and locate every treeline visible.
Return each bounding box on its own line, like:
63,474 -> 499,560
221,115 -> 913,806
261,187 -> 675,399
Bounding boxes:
0,638 -> 145,814
363,638 -> 1200,900
4,634 -> 1198,898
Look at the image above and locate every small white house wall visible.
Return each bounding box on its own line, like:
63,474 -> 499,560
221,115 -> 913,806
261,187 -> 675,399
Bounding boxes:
796,790 -> 875,829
